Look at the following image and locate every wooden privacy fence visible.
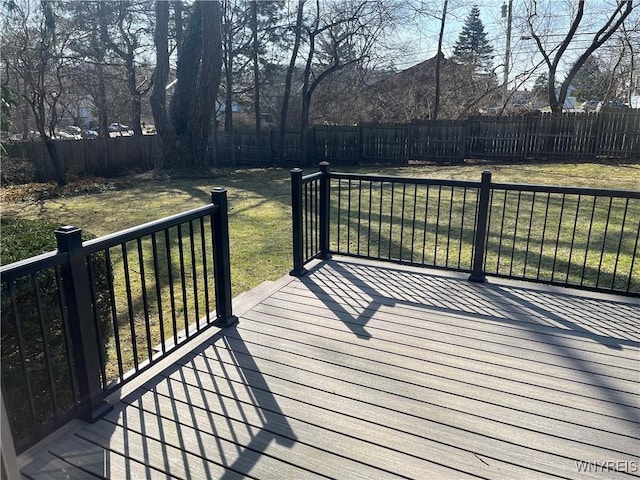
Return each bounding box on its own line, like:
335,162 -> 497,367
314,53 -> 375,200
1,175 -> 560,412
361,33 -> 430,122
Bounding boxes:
4,136 -> 161,182
4,111 -> 639,182
222,110 -> 640,166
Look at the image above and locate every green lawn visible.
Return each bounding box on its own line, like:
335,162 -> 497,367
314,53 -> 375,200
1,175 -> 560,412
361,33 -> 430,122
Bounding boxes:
2,163 -> 639,295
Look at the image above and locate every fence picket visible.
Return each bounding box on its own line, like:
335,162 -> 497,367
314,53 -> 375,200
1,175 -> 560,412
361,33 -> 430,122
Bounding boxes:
5,111 -> 638,182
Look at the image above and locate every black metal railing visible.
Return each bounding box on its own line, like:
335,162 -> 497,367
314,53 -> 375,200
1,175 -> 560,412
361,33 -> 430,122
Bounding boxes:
1,188 -> 236,453
291,163 -> 639,296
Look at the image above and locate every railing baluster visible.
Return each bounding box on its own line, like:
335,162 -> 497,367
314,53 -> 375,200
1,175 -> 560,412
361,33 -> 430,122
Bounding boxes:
595,197 -> 614,289
337,178 -> 342,253
151,233 -> 166,354
347,179 -> 352,255
580,196 -> 598,287
177,224 -> 189,338
164,228 -> 179,345
523,192 -> 536,278
86,257 -> 107,388
565,195 -> 582,285
137,237 -> 153,362
198,220 -> 211,324
104,249 -> 123,380
422,185 -> 430,265
121,242 -> 139,370
7,281 -> 37,426
550,194 -> 566,283
410,184 -> 418,263
458,188 -> 468,270
31,273 -> 59,417
536,193 -> 552,281
445,186 -> 454,268
188,221 -> 200,330
378,181 -> 384,259
367,180 -> 373,258
611,198 -> 630,291
357,180 -> 363,256
508,191 -> 522,277
626,221 -> 640,294
434,185 -> 442,266
388,182 -> 396,259
495,190 -> 509,275
399,184 -> 406,262
54,267 -> 79,404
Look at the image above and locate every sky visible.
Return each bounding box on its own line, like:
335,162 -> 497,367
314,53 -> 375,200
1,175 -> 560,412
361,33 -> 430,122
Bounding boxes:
391,0 -> 637,90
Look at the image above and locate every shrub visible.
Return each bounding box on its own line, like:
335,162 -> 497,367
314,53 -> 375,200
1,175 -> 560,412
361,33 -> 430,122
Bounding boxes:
1,217 -> 112,452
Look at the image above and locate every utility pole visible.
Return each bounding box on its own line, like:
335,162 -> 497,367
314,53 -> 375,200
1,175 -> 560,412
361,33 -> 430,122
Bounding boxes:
433,0 -> 448,120
502,0 -> 513,105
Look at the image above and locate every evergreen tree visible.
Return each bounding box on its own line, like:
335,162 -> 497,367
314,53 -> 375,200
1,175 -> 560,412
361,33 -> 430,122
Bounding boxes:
452,5 -> 494,75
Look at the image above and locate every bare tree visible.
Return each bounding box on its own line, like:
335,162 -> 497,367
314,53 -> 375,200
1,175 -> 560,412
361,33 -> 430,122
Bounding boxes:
2,0 -> 69,184
526,0 -> 634,113
279,0 -> 305,164
150,0 -> 174,166
152,0 -> 223,169
98,1 -> 155,136
296,0 -> 397,164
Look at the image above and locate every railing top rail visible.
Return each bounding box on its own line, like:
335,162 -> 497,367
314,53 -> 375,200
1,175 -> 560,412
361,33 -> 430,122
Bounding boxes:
0,250 -> 68,280
491,181 -> 640,198
328,171 -> 480,189
301,171 -> 323,183
83,203 -> 218,255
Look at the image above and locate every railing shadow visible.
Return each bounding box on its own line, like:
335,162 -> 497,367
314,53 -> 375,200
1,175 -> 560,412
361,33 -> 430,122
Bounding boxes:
102,326 -> 298,478
300,258 -> 640,427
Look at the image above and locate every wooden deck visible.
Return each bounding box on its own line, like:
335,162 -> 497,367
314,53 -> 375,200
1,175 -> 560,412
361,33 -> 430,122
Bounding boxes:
18,257 -> 640,479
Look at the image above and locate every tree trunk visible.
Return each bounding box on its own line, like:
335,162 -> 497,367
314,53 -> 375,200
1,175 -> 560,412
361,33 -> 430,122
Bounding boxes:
150,0 -> 176,167
251,0 -> 261,164
186,0 -> 222,166
223,1 -> 236,164
126,54 -> 143,136
279,0 -> 304,165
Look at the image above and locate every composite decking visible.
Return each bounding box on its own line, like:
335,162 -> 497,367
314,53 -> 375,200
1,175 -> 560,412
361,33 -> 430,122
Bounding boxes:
18,257 -> 640,479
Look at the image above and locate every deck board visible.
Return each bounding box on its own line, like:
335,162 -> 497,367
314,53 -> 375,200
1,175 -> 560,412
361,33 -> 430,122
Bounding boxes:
19,258 -> 640,479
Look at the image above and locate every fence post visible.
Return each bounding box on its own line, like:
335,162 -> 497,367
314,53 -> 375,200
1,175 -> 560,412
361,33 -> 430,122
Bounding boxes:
319,162 -> 331,259
211,188 -> 237,327
290,168 -> 308,276
469,171 -> 492,283
55,226 -> 112,422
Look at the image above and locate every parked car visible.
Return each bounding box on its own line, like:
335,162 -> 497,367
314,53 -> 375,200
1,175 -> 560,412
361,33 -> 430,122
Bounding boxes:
581,101 -> 601,113
66,125 -> 82,134
83,129 -> 99,139
54,131 -> 77,140
108,122 -> 129,132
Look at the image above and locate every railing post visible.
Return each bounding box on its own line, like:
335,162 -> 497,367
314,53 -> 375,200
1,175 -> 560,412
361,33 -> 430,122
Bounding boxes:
290,168 -> 308,276
211,188 -> 238,327
469,170 -> 492,283
1,390 -> 19,480
55,226 -> 112,422
319,162 -> 331,260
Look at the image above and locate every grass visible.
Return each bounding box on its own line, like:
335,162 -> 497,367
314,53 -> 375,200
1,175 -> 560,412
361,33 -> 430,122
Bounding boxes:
2,163 -> 639,293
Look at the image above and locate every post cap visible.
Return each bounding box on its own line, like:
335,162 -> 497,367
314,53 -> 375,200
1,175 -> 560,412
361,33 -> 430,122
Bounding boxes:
54,225 -> 81,235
